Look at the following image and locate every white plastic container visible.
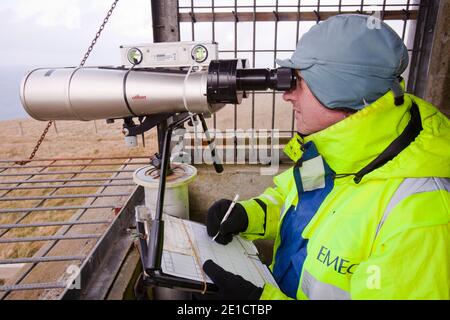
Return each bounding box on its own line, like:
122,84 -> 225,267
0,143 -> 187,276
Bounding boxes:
133,163 -> 197,219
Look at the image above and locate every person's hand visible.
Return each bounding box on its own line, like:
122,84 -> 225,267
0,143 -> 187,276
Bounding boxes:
206,199 -> 248,245
202,260 -> 262,300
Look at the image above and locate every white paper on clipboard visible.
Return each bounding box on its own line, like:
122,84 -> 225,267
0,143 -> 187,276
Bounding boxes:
159,214 -> 279,289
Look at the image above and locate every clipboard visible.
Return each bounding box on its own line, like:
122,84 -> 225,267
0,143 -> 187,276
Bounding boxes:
135,206 -> 279,293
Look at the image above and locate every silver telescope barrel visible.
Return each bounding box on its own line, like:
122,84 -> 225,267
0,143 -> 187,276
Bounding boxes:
20,67 -> 216,121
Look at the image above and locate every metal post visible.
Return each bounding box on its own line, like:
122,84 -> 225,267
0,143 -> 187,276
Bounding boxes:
272,1 -> 279,131
54,121 -> 59,135
251,0 -> 256,130
292,0 -> 301,136
212,0 -> 217,129
18,122 -> 24,136
156,121 -> 168,156
146,126 -> 172,272
423,0 -> 450,115
151,0 -> 179,154
151,0 -> 180,42
407,0 -> 440,99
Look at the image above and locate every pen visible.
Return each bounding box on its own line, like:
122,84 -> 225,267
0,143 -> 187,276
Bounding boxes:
212,194 -> 240,241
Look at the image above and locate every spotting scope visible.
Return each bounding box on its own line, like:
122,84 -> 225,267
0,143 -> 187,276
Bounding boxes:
20,42 -> 296,122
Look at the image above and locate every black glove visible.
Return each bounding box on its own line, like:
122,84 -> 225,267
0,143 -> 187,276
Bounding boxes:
203,260 -> 262,300
206,199 -> 248,245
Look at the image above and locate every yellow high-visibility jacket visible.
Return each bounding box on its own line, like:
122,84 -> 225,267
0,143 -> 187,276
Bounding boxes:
239,90 -> 450,299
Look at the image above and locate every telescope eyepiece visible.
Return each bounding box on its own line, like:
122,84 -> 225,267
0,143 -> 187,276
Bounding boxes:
236,67 -> 296,91
272,67 -> 297,91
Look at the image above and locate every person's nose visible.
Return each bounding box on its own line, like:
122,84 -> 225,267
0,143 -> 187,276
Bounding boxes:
282,89 -> 295,103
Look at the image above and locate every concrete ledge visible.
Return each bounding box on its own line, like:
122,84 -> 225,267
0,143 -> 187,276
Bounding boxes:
188,163 -> 291,223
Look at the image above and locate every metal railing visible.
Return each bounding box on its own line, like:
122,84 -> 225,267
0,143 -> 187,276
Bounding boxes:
178,0 -> 422,135
0,157 -> 146,299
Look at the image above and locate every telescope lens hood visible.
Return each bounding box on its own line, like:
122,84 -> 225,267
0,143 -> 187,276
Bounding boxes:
207,59 -> 296,104
207,59 -> 242,105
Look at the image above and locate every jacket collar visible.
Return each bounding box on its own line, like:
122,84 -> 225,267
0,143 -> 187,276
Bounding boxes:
284,90 -> 412,176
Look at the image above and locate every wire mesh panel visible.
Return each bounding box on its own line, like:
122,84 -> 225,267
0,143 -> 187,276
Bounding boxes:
178,0 -> 421,136
0,157 -> 147,299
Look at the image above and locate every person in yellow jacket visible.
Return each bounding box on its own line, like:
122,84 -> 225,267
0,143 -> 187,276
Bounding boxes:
201,14 -> 450,300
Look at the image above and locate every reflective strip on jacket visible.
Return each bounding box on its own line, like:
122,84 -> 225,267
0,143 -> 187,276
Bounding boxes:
239,90 -> 450,300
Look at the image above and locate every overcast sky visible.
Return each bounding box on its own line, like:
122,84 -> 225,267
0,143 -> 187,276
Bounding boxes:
0,0 -> 154,67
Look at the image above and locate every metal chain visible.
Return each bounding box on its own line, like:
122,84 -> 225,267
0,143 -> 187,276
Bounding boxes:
16,0 -> 120,166
79,0 -> 120,67
15,121 -> 54,166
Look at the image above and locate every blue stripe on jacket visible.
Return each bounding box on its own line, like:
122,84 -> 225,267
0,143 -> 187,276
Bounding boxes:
272,141 -> 335,298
